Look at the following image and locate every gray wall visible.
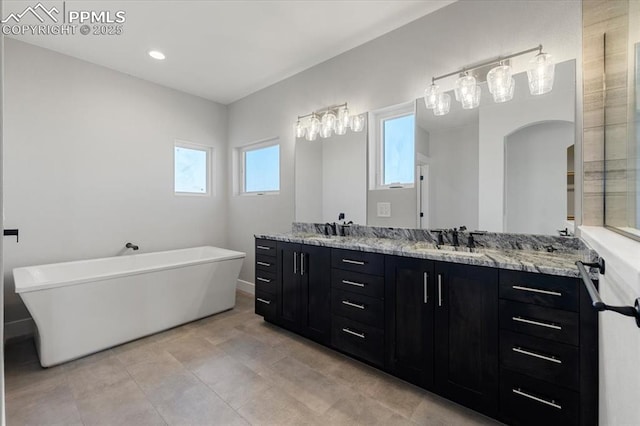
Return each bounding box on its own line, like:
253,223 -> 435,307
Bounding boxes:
227,0 -> 581,284
3,39 -> 229,329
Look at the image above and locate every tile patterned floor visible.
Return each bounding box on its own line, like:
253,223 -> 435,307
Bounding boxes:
4,292 -> 500,425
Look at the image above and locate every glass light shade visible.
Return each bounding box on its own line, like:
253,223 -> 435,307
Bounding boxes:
433,93 -> 451,116
338,107 -> 350,128
319,122 -> 333,139
491,77 -> 514,103
305,128 -> 318,141
424,83 -> 440,109
527,52 -> 555,95
487,65 -> 513,98
350,114 -> 366,132
334,119 -> 347,135
294,120 -> 306,138
455,75 -> 481,109
321,112 -> 337,131
308,115 -> 320,135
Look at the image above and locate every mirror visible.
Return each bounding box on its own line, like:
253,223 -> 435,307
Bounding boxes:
415,59 -> 576,235
295,124 -> 367,224
294,60 -> 576,236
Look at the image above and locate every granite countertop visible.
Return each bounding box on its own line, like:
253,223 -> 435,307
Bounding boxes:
255,232 -> 598,279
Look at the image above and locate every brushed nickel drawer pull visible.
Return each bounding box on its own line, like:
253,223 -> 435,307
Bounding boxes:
256,245 -> 271,250
342,328 -> 365,339
512,388 -> 562,410
512,316 -> 561,330
512,285 -> 562,297
438,274 -> 442,307
342,259 -> 365,265
257,261 -> 271,267
513,346 -> 562,364
342,300 -> 365,310
256,277 -> 271,283
293,252 -> 297,274
424,272 -> 428,304
342,279 -> 365,288
256,298 -> 271,305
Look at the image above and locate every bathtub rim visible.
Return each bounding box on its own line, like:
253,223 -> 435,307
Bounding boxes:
13,246 -> 246,294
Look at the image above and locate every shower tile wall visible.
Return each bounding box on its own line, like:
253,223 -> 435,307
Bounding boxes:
582,0 -> 630,225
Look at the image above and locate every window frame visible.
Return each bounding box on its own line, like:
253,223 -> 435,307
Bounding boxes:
173,140 -> 213,197
237,137 -> 281,196
369,101 -> 416,190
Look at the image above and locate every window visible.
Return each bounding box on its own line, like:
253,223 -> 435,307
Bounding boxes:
174,141 -> 212,195
370,102 -> 415,189
238,139 -> 280,194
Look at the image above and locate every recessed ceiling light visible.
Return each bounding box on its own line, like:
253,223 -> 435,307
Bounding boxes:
148,50 -> 165,60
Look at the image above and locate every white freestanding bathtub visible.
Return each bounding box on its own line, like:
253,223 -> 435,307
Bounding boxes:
13,246 -> 245,367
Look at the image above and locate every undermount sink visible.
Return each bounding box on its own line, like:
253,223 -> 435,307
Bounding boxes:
412,244 -> 485,257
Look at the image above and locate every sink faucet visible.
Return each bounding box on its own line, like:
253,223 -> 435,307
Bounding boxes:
324,223 -> 337,236
450,228 -> 460,247
467,231 -> 486,249
125,242 -> 139,251
431,229 -> 445,246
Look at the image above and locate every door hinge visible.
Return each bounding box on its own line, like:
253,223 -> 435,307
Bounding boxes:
420,175 -> 424,181
420,212 -> 424,217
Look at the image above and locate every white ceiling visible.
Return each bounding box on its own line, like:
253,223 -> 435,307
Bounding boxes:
8,0 -> 455,104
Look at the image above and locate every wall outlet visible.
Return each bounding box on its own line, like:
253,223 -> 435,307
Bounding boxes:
377,202 -> 391,217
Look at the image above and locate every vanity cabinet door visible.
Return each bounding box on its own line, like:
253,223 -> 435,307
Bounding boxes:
434,262 -> 499,417
300,244 -> 331,345
385,256 -> 435,389
277,242 -> 303,331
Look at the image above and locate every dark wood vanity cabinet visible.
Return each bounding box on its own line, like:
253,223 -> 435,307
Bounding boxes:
385,256 -> 435,388
434,262 -> 500,417
254,238 -> 598,426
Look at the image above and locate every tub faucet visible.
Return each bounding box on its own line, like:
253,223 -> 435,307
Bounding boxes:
125,242 -> 139,251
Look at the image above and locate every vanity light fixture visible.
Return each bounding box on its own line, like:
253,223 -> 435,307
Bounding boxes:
148,50 -> 166,60
424,44 -> 554,116
295,103 -> 365,140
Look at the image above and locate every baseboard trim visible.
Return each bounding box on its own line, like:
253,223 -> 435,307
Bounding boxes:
236,279 -> 255,295
5,318 -> 35,343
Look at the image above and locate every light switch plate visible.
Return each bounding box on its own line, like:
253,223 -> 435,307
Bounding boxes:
377,202 -> 391,217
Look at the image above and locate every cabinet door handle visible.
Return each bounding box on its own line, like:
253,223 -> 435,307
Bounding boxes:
293,252 -> 297,274
438,274 -> 442,307
342,259 -> 365,265
256,245 -> 271,251
257,261 -> 271,267
256,298 -> 271,305
512,285 -> 562,297
512,388 -> 562,410
342,328 -> 365,339
512,346 -> 562,364
256,277 -> 271,283
423,272 -> 429,304
512,316 -> 561,330
342,300 -> 365,310
342,279 -> 365,288
301,253 -> 305,276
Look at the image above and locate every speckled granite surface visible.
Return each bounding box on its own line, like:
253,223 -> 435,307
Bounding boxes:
255,223 -> 599,279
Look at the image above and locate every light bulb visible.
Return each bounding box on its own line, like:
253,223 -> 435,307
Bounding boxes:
527,52 -> 554,95
350,114 -> 365,132
433,93 -> 451,116
455,75 -> 480,109
424,83 -> 440,109
294,120 -> 306,138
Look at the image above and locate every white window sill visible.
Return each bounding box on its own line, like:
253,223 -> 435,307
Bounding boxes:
579,226 -> 640,298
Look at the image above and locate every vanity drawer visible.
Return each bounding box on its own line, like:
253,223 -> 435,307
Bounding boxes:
255,238 -> 277,257
500,330 -> 579,391
255,290 -> 277,320
331,289 -> 384,328
499,270 -> 579,312
255,270 -> 277,295
331,315 -> 384,368
500,300 -> 579,346
500,369 -> 579,426
332,249 -> 384,276
255,255 -> 276,274
331,269 -> 385,299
